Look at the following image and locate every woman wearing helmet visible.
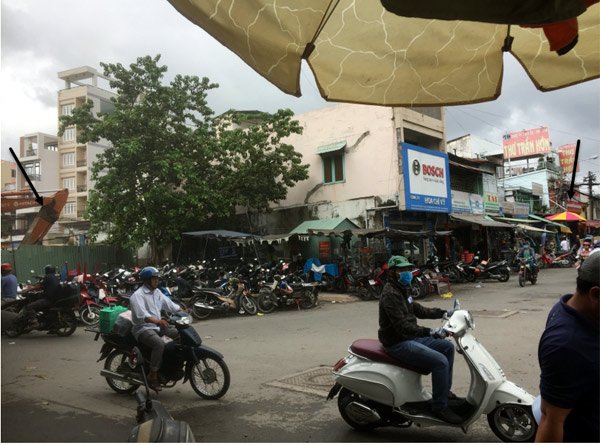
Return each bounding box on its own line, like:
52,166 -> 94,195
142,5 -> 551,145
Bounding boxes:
1,263 -> 18,302
129,266 -> 181,391
378,255 -> 461,424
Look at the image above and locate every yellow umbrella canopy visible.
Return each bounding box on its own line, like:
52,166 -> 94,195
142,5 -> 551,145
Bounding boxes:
546,211 -> 587,221
167,1 -> 600,106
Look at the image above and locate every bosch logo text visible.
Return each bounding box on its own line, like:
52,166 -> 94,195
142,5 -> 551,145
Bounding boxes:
422,164 -> 444,178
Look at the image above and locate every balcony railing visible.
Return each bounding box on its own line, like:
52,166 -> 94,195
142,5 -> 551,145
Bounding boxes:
77,210 -> 87,219
25,150 -> 38,157
77,185 -> 87,193
77,160 -> 86,167
27,174 -> 41,181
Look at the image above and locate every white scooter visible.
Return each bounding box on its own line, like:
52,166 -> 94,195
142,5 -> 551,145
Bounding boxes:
327,300 -> 537,442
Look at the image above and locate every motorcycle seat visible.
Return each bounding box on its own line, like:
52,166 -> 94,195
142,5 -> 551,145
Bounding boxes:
350,339 -> 430,375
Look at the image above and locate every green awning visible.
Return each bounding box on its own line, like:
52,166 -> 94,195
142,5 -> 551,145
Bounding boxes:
315,141 -> 346,155
290,217 -> 359,235
491,216 -> 538,224
528,214 -> 568,229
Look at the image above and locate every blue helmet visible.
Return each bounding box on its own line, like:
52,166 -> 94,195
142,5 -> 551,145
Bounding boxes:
139,266 -> 159,282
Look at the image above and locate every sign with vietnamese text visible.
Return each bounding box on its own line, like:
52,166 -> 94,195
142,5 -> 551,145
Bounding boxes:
502,127 -> 551,160
566,200 -> 583,213
402,143 -> 451,213
558,143 -> 580,173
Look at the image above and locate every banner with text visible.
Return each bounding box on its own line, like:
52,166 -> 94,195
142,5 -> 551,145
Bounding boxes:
402,143 -> 451,213
503,127 -> 551,160
558,143 -> 580,173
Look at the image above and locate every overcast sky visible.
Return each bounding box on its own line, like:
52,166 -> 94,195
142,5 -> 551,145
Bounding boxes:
2,0 -> 600,181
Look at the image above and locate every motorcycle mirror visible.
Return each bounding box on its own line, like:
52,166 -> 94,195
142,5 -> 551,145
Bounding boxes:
453,299 -> 460,310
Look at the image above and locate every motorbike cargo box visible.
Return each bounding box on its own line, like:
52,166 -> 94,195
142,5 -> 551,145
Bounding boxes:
99,305 -> 128,334
112,310 -> 133,337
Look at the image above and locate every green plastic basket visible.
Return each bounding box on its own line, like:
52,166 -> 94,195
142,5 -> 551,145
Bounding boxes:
99,305 -> 128,334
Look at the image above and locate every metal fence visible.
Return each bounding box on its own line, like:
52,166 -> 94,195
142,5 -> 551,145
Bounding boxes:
1,245 -> 134,283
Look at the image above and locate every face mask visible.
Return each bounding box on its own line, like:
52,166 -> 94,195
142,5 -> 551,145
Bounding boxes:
399,271 -> 413,286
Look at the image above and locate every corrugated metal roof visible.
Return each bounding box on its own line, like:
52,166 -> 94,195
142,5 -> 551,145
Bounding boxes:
450,213 -> 513,228
315,141 -> 346,155
290,217 -> 357,234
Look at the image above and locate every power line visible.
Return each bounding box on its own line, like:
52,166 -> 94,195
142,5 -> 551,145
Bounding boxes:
451,107 -> 600,143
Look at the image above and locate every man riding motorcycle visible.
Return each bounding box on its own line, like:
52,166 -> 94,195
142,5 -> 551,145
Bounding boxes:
517,242 -> 538,274
23,264 -> 61,328
129,266 -> 181,392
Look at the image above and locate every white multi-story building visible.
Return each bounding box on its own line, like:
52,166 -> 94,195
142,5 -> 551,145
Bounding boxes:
57,66 -> 115,225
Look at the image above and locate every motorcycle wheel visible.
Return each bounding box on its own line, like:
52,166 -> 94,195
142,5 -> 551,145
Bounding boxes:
104,350 -> 140,394
190,355 -> 230,400
487,403 -> 537,442
530,275 -> 537,285
466,273 -> 477,283
80,305 -> 101,326
190,295 -> 213,320
257,290 -> 277,314
299,289 -> 318,309
240,295 -> 258,315
55,314 -> 78,337
497,268 -> 510,283
518,273 -> 525,287
337,388 -> 381,431
409,283 -> 421,299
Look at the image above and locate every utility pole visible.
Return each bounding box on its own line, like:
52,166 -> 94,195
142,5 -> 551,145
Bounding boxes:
582,171 -> 599,219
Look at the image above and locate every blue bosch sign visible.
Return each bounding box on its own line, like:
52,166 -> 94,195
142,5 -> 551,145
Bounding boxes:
402,143 -> 452,213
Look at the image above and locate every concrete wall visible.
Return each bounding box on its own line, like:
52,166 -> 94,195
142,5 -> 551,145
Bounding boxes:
276,103 -> 399,209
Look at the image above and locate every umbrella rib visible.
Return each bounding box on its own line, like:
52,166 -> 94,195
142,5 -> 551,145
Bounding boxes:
302,0 -> 341,60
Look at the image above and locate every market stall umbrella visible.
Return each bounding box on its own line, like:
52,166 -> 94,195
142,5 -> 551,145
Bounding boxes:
167,1 -> 600,106
545,211 -> 587,221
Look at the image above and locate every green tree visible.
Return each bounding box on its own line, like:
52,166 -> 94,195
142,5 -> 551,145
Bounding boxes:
59,55 -> 308,262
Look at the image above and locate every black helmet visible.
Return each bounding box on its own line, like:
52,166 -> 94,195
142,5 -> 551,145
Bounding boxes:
44,264 -> 56,275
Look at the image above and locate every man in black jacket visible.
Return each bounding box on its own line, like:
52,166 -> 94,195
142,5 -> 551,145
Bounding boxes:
23,264 -> 61,327
378,255 -> 461,424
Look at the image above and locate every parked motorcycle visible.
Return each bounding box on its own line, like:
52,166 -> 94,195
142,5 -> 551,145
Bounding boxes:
469,258 -> 511,282
327,300 -> 537,442
256,275 -> 319,313
191,277 -> 258,319
539,250 -> 574,269
94,311 -> 230,399
518,258 -> 538,287
4,283 -> 80,338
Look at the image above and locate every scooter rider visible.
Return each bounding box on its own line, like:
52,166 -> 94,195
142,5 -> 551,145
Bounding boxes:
130,266 -> 181,392
23,264 -> 61,328
378,255 -> 461,424
517,242 -> 538,274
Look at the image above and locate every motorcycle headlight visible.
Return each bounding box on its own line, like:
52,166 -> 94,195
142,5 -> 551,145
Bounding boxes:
176,315 -> 192,325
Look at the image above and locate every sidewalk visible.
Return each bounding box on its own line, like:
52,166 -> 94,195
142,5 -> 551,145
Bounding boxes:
318,292 -> 361,303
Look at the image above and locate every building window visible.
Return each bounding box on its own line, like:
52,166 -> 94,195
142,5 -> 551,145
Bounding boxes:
63,177 -> 75,190
322,152 -> 344,184
64,202 -> 76,215
24,161 -> 40,176
63,127 -> 76,142
11,169 -> 16,178
62,153 -> 75,167
62,104 -> 74,116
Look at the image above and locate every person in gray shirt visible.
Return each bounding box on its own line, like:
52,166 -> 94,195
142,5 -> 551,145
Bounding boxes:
130,266 -> 180,391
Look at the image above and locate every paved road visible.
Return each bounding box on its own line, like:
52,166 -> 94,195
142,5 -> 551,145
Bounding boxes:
1,267 -> 577,442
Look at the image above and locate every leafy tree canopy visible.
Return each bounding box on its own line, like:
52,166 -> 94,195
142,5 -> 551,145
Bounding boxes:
59,55 -> 308,261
